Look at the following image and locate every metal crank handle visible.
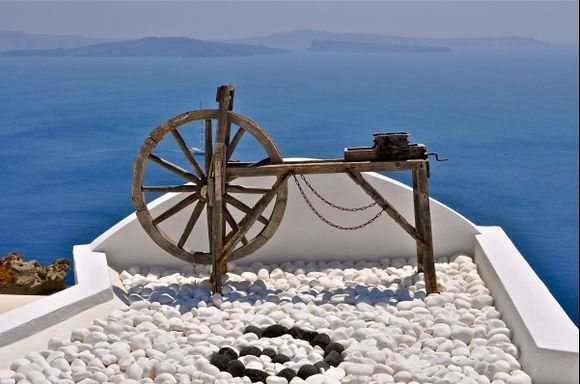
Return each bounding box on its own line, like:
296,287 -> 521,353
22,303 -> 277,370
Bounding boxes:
427,152 -> 449,162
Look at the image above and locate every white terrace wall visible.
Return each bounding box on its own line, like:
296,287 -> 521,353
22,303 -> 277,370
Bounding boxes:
0,246 -> 123,368
474,227 -> 579,384
92,167 -> 480,270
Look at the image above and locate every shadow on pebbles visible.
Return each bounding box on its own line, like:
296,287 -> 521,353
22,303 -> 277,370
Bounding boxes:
1,255 -> 533,384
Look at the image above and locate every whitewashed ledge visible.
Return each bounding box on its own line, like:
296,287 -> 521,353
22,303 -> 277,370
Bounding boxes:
474,227 -> 579,383
0,168 -> 577,383
0,246 -> 122,366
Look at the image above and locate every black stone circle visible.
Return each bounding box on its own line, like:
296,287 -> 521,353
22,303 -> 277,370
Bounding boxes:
209,324 -> 345,383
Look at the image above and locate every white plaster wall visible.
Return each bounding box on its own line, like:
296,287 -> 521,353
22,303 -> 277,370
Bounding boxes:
92,164 -> 480,270
474,226 -> 579,384
0,299 -> 121,369
0,295 -> 42,315
0,245 -> 121,365
1,171 -> 577,382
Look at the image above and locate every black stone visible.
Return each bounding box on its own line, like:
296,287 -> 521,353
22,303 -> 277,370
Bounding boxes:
314,360 -> 330,371
300,330 -> 318,342
218,347 -> 238,360
324,342 -> 345,356
262,347 -> 276,358
262,324 -> 289,338
240,346 -> 262,357
324,350 -> 343,367
244,368 -> 269,383
226,360 -> 245,377
244,325 -> 263,338
278,368 -> 297,381
288,326 -> 305,340
297,364 -> 320,379
210,353 -> 231,371
311,333 -> 331,349
271,354 -> 291,364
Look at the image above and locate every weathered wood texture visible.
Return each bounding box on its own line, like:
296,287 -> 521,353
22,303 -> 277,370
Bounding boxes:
226,159 -> 423,178
412,162 -> 438,294
222,172 -> 291,258
131,105 -> 288,270
171,128 -> 205,178
132,85 -> 438,295
210,85 -> 234,293
345,169 -> 425,245
153,194 -> 199,225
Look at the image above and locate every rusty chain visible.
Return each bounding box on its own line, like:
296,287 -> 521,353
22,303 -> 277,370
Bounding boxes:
296,174 -> 377,211
292,174 -> 384,230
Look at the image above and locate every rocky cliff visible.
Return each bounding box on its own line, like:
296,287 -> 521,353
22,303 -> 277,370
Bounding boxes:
0,251 -> 70,294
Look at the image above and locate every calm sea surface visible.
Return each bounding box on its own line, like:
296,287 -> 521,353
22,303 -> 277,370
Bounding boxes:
0,48 -> 577,324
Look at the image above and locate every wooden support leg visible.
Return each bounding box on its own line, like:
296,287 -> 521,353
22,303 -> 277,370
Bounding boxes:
210,148 -> 225,294
210,84 -> 235,295
412,161 -> 438,294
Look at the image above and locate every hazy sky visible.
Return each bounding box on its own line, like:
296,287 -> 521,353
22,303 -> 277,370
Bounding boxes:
0,1 -> 578,44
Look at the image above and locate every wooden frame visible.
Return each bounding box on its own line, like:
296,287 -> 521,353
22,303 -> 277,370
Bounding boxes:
132,84 -> 438,294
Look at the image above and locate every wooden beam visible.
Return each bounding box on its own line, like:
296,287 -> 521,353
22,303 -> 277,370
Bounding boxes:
225,194 -> 270,225
211,84 -> 235,294
224,206 -> 249,245
412,162 -> 438,294
177,200 -> 206,248
171,128 -> 205,178
215,85 -> 234,146
345,169 -> 425,245
226,184 -> 270,194
226,159 -> 422,178
153,193 -> 199,225
204,118 -> 214,259
204,119 -> 213,175
226,128 -> 245,161
149,154 -> 200,184
221,172 -> 291,257
141,185 -> 197,193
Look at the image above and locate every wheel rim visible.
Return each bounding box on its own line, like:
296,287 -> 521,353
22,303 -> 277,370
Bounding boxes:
132,109 -> 287,264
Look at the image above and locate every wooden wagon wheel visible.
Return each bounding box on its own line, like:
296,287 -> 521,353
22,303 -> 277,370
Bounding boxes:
132,108 -> 288,265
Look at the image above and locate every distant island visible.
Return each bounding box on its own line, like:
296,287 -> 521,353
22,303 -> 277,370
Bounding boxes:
308,39 -> 452,54
225,29 -> 547,51
0,30 -> 113,51
0,36 -> 287,58
0,29 -> 547,58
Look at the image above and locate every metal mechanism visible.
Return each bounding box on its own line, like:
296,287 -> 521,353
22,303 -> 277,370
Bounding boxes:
132,85 -> 441,295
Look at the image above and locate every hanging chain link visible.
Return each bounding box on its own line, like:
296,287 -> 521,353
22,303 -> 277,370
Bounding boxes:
296,174 -> 377,211
292,174 -> 384,230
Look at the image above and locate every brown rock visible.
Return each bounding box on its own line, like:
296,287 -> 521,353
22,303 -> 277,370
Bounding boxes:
0,251 -> 71,294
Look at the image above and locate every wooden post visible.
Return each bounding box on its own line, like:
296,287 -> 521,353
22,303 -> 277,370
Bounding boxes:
412,161 -> 438,294
210,84 -> 235,294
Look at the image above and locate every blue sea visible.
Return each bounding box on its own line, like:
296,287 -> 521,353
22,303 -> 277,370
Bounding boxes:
0,48 -> 578,324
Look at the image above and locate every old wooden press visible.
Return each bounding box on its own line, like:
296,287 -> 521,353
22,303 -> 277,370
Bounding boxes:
132,85 -> 440,294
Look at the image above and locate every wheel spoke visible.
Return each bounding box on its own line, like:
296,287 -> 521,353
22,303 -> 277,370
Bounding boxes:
153,193 -> 199,225
171,128 -> 205,178
222,172 -> 290,255
149,154 -> 199,184
204,119 -> 213,175
226,184 -> 270,194
226,128 -> 245,161
225,194 -> 269,225
177,200 -> 206,248
224,206 -> 249,246
142,185 -> 198,192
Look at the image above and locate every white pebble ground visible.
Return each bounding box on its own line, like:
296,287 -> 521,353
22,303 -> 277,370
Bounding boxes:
0,255 -> 533,384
